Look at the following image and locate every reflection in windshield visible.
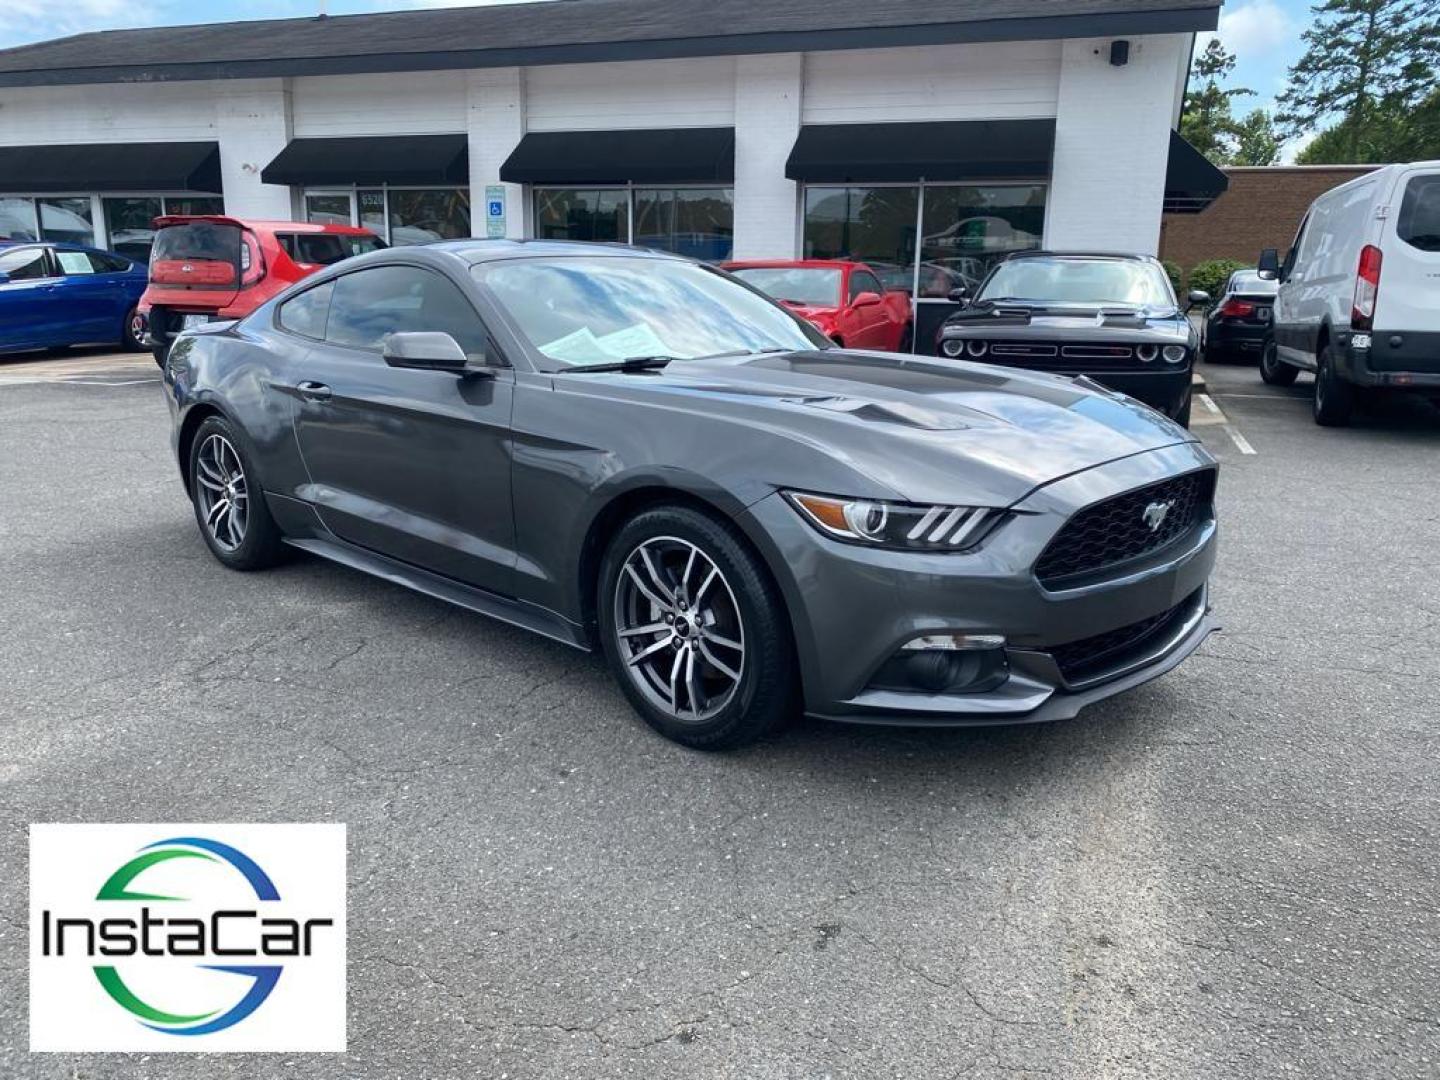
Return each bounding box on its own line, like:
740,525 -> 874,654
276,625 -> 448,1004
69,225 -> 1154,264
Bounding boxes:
475,257 -> 824,369
978,258 -> 1174,307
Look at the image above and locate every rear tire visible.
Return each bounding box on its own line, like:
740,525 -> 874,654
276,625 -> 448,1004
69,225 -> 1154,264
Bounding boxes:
897,323 -> 914,354
188,415 -> 287,571
1260,341 -> 1299,386
1313,344 -> 1355,427
598,505 -> 796,750
121,307 -> 145,352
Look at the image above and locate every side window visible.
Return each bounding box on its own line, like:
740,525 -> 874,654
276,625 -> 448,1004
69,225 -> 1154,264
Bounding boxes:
325,265 -> 488,358
55,250 -> 97,275
849,270 -> 883,301
0,247 -> 50,281
278,280 -> 334,340
1282,214 -> 1309,279
90,252 -> 132,273
1397,174 -> 1440,253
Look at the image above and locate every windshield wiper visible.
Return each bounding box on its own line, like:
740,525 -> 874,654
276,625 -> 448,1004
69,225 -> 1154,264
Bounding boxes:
559,355 -> 679,374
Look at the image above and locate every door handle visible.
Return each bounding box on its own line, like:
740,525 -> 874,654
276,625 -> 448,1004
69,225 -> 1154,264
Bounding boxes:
296,380 -> 332,401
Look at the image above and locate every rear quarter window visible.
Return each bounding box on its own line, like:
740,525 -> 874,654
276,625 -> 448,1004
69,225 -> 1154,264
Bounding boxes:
1397,174 -> 1440,252
278,280 -> 334,340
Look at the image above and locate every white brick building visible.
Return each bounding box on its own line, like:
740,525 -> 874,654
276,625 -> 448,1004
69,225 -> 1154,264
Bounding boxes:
0,0 -> 1225,350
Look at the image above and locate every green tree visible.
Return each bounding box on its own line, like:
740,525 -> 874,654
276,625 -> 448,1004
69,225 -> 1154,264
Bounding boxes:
1233,109 -> 1283,165
1296,89 -> 1440,163
1181,39 -> 1255,162
1278,0 -> 1439,162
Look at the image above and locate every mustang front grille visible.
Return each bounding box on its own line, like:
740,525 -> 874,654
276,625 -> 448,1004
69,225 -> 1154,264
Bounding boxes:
1035,469 -> 1216,587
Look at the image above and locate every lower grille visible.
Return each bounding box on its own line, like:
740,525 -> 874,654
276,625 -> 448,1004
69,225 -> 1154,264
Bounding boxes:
1048,590 -> 1201,685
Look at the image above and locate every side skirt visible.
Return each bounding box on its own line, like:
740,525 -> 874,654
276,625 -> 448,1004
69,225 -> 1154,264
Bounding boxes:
284,535 -> 591,653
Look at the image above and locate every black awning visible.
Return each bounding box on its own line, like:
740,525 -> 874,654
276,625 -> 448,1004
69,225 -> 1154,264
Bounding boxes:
261,135 -> 469,187
0,141 -> 221,194
500,128 -> 735,185
785,119 -> 1055,183
1164,130 -> 1229,213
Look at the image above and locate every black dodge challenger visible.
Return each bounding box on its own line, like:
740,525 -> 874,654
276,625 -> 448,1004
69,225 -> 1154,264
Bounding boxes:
936,252 -> 1209,427
163,240 -> 1218,749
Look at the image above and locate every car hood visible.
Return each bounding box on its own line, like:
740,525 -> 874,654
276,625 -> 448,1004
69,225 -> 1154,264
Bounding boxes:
941,301 -> 1192,344
778,301 -> 839,324
571,349 -> 1196,507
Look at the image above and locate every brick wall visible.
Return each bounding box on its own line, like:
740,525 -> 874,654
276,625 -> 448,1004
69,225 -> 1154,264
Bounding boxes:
1160,165 -> 1380,275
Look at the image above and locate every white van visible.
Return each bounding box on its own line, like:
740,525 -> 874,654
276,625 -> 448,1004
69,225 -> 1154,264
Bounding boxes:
1258,161 -> 1440,425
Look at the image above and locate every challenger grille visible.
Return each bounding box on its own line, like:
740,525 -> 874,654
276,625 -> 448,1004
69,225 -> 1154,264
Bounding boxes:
977,341 -> 1154,371
1035,469 -> 1216,587
990,342 -> 1058,358
1048,590 -> 1201,685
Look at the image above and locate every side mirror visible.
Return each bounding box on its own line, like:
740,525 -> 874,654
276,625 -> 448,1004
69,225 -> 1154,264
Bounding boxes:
1187,289 -> 1211,310
852,291 -> 882,308
1257,248 -> 1281,277
947,286 -> 972,305
382,331 -> 474,372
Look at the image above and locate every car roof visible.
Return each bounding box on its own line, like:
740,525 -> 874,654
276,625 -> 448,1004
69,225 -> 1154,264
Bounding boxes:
154,214 -> 374,236
1003,250 -> 1160,263
0,239 -> 131,259
425,239 -> 696,266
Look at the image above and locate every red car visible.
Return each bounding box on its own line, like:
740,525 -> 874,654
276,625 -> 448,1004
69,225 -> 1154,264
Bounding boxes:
722,259 -> 914,352
140,215 -> 384,365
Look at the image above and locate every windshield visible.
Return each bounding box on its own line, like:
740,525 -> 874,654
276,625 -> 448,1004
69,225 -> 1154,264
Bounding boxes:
977,257 -> 1174,307
474,256 -> 826,370
728,267 -> 842,307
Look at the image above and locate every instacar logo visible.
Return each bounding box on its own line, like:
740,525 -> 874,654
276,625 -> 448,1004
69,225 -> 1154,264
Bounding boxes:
30,824 -> 346,1053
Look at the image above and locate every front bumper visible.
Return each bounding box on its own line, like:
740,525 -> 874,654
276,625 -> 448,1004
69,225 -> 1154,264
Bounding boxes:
742,441 -> 1218,728
1208,320 -> 1268,354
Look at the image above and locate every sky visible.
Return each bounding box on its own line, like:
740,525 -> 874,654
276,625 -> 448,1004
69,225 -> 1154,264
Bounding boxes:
0,0 -> 1318,156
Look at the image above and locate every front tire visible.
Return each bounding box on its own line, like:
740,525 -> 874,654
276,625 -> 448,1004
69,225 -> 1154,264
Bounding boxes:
598,505 -> 796,750
1313,344 -> 1355,427
188,416 -> 287,570
1260,341 -> 1299,386
121,307 -> 145,352
897,323 -> 914,354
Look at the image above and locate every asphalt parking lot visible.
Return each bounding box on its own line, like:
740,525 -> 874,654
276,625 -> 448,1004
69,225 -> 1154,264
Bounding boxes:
2,349 -> 1437,1078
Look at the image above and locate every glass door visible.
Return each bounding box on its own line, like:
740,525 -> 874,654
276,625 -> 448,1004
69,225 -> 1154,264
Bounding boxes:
304,191 -> 355,227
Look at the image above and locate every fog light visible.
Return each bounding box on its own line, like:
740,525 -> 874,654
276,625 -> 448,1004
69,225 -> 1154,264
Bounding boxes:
941,337 -> 966,358
869,635 -> 1008,695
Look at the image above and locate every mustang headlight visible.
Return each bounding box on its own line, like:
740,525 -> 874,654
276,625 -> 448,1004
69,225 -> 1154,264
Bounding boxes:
785,492 -> 1003,551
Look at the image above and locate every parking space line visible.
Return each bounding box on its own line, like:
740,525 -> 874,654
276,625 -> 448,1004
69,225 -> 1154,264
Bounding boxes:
1224,425 -> 1258,455
1198,393 -> 1223,416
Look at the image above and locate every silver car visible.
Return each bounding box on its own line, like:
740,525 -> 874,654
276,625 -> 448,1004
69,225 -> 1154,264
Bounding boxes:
163,240 -> 1218,749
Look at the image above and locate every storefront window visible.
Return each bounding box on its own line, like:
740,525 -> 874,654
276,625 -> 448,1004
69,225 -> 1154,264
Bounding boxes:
103,197 -> 164,263
633,188 -> 734,261
38,197 -> 95,246
802,187 -> 919,291
388,189 -> 471,246
918,185 -> 1046,297
164,196 -> 224,217
358,190 -> 386,237
0,197 -> 39,241
535,189 -> 627,243
305,192 -> 353,227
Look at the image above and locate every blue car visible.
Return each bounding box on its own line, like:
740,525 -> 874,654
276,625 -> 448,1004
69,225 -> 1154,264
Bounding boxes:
0,241 -> 148,355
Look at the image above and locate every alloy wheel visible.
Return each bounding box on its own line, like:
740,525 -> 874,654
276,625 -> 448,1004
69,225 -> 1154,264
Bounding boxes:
612,536 -> 746,722
128,311 -> 146,347
195,433 -> 249,552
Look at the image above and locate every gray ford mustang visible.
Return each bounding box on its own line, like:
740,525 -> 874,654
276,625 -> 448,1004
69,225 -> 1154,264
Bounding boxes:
163,240 -> 1218,749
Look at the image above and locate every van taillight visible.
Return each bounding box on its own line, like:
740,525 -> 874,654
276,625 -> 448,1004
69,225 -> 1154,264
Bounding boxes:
239,231 -> 265,288
1351,244 -> 1382,331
